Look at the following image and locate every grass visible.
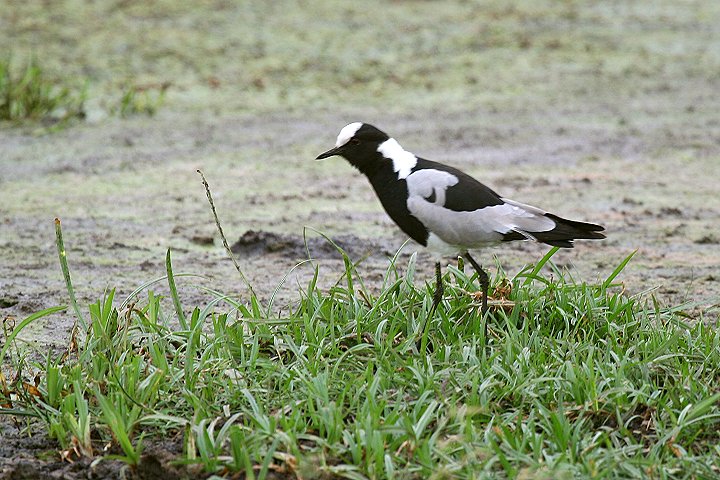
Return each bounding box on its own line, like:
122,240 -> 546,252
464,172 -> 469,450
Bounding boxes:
114,82 -> 169,118
1,222 -> 719,479
0,57 -> 86,126
5,1 -> 715,116
0,56 -> 168,128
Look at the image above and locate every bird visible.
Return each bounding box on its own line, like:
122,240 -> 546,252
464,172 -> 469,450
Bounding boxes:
316,122 -> 605,318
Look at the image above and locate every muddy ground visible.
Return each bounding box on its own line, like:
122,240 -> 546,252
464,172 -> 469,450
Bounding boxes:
2,109 -> 718,345
1,0 -> 719,478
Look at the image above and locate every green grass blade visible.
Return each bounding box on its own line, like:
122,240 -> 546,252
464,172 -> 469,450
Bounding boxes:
119,273 -> 204,311
0,306 -> 67,367
521,246 -> 559,286
684,392 -> 720,424
602,249 -> 637,289
0,408 -> 42,417
55,218 -> 87,331
302,226 -> 367,297
265,258 -> 312,317
166,248 -> 188,330
95,389 -> 140,465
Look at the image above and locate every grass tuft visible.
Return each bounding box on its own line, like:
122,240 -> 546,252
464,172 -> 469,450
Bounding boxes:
114,82 -> 169,118
1,222 -> 719,478
0,57 -> 86,126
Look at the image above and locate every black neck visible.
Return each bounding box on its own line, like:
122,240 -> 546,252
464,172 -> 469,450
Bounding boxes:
363,161 -> 429,246
347,151 -> 387,178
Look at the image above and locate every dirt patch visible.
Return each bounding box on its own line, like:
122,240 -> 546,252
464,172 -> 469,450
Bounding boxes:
232,230 -> 401,260
0,418 -> 208,480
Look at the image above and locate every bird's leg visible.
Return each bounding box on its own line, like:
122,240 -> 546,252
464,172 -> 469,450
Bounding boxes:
418,261 -> 443,354
463,253 -> 489,315
430,261 -> 443,315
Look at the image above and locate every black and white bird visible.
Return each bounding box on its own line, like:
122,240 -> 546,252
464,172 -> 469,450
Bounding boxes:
316,122 -> 605,314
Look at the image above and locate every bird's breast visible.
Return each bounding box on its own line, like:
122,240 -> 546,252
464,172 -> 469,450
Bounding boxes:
367,171 -> 430,246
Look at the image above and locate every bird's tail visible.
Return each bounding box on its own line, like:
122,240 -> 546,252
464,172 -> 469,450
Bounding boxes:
531,213 -> 605,248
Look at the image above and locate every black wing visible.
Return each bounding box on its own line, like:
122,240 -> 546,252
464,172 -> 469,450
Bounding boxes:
413,158 -> 505,211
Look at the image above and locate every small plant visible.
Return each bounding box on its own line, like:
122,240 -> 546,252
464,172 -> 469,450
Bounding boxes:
0,57 -> 86,125
115,82 -> 169,118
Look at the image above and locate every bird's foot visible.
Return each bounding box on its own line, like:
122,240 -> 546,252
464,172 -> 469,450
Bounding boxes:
429,261 -> 444,316
429,289 -> 443,318
463,279 -> 515,312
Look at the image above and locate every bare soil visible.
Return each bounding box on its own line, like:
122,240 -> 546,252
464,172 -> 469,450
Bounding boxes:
1,111 -> 718,345
0,418 -> 191,479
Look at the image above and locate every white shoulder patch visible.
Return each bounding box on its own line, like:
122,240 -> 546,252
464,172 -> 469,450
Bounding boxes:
406,169 -> 459,206
335,122 -> 363,147
377,138 -> 418,179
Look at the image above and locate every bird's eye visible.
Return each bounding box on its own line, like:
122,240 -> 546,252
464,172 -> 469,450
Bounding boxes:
349,138 -> 360,145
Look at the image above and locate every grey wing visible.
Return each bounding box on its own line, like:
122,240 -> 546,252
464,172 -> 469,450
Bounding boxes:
405,166 -> 556,248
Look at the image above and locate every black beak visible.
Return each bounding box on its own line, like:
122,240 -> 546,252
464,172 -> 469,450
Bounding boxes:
316,146 -> 343,160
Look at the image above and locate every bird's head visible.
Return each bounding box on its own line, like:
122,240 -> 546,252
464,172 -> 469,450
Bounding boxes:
316,122 -> 390,173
